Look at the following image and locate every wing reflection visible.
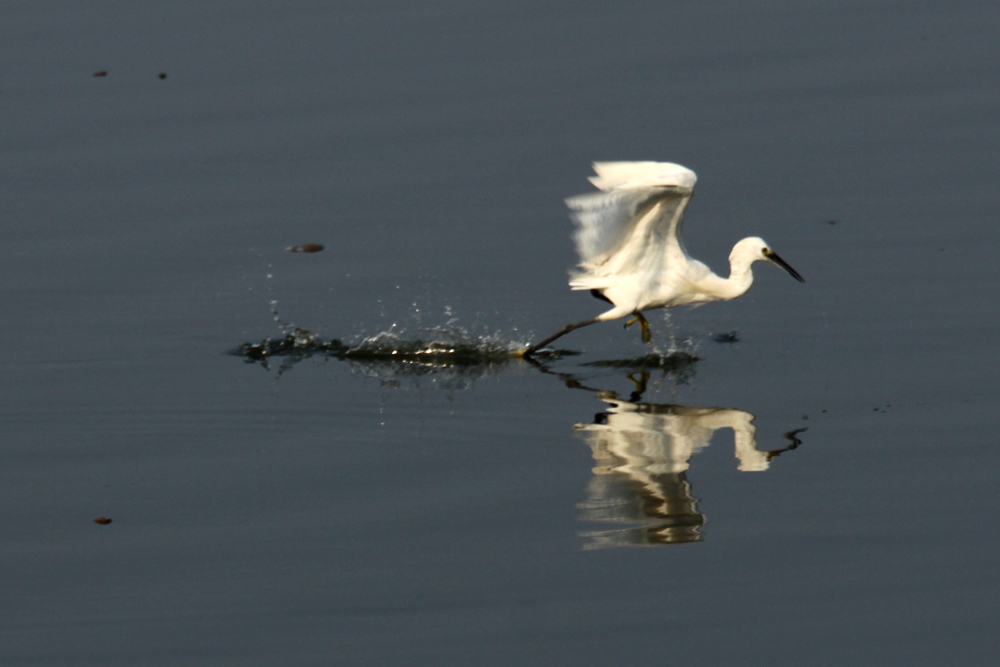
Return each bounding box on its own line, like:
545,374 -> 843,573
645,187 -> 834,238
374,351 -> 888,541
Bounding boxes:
569,373 -> 801,548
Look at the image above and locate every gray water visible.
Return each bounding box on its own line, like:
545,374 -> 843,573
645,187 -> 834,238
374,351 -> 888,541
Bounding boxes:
2,2 -> 999,665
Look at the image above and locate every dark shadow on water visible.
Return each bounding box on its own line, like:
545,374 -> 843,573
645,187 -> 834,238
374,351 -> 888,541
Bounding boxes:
582,353 -> 700,370
579,352 -> 700,385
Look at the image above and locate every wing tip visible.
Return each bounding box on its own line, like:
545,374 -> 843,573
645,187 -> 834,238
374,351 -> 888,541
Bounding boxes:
588,161 -> 697,191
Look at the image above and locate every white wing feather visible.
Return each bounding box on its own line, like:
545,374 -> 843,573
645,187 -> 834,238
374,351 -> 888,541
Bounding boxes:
566,162 -> 697,301
567,187 -> 688,265
588,161 -> 697,191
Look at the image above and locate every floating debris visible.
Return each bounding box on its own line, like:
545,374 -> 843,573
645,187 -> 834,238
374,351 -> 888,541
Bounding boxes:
158,72 -> 167,79
94,517 -> 112,525
286,244 -> 324,253
93,70 -> 107,77
713,331 -> 739,343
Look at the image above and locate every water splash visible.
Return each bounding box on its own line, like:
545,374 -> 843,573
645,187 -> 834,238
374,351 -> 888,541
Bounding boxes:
234,323 -> 574,379
236,300 -> 699,386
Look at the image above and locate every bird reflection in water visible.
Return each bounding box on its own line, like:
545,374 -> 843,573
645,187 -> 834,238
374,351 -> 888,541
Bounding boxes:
235,326 -> 805,547
570,373 -> 803,549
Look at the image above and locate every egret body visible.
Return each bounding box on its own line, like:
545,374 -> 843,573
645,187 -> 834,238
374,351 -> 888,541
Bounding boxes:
523,162 -> 804,356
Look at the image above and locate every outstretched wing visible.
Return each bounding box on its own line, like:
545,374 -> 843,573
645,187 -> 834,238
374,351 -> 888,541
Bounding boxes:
567,185 -> 693,269
567,162 -> 697,271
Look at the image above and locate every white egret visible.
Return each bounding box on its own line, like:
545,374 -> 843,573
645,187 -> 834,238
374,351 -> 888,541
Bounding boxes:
522,161 -> 804,356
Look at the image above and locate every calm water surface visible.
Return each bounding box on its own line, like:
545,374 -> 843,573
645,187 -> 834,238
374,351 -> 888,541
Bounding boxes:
1,2 -> 998,665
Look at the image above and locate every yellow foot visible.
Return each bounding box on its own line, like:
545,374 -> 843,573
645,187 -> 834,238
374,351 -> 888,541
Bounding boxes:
624,313 -> 653,344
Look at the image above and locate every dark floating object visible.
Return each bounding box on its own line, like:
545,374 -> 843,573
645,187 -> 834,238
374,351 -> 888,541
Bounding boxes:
713,331 -> 739,343
93,70 -> 108,77
158,72 -> 167,79
287,244 -> 324,253
826,220 -> 839,225
94,517 -> 112,525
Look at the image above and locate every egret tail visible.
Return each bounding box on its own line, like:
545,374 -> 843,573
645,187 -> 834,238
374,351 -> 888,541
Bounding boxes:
522,318 -> 600,357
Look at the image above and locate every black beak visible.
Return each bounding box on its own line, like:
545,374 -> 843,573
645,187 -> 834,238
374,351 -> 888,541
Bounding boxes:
763,249 -> 805,283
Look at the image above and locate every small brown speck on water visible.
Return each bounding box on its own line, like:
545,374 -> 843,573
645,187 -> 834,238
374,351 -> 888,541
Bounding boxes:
287,244 -> 324,253
93,70 -> 108,77
94,517 -> 112,525
158,72 -> 167,79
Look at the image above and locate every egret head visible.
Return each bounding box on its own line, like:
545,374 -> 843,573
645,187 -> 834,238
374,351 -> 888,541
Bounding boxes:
732,237 -> 805,283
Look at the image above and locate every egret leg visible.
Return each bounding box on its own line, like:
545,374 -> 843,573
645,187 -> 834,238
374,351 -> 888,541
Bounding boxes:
627,371 -> 650,400
521,318 -> 600,358
623,312 -> 653,344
